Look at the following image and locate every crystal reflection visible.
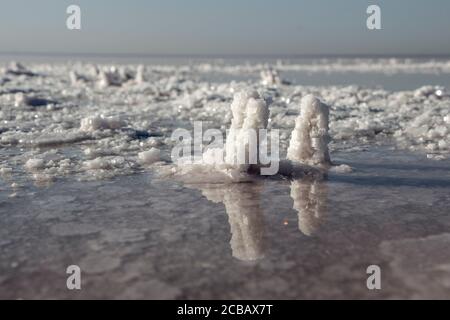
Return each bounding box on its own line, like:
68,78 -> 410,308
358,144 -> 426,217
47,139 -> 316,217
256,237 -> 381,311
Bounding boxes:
186,176 -> 328,261
290,177 -> 328,236
193,182 -> 266,261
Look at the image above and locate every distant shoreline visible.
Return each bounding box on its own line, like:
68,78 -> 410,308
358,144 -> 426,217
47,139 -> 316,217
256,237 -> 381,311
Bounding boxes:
1,52 -> 450,60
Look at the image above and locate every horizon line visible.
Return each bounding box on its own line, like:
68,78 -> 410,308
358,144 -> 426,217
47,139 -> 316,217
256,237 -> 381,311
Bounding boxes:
1,51 -> 450,60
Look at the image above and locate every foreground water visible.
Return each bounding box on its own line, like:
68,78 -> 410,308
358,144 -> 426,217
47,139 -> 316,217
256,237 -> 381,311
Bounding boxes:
0,146 -> 449,299
1,57 -> 450,299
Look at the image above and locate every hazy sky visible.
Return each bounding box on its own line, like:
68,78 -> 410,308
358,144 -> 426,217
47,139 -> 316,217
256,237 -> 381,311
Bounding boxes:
0,0 -> 449,56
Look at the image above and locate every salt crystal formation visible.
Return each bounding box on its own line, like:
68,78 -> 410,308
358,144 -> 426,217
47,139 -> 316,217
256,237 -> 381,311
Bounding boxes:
138,148 -> 161,164
225,90 -> 269,168
24,158 -> 45,172
287,95 -> 331,167
173,91 -> 331,181
97,69 -> 121,88
0,60 -> 449,186
260,68 -> 282,86
168,90 -> 271,182
290,178 -> 327,236
135,65 -> 146,85
80,115 -> 126,132
69,71 -> 89,85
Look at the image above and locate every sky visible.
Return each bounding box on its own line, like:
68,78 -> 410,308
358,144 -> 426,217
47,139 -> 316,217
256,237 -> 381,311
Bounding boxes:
0,0 -> 449,57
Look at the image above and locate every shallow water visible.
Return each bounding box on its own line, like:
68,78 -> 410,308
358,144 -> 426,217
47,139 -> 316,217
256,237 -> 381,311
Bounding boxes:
1,57 -> 450,299
1,146 -> 449,299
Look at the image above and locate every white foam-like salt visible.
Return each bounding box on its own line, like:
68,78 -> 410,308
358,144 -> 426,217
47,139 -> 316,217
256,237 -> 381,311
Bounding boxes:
260,68 -> 282,86
24,158 -> 46,172
0,60 -> 448,186
80,115 -> 126,132
287,94 -> 331,167
138,148 -> 161,165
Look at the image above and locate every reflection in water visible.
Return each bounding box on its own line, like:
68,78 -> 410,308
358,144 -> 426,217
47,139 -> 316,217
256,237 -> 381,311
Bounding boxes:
194,183 -> 266,261
186,177 -> 328,260
290,178 -> 328,236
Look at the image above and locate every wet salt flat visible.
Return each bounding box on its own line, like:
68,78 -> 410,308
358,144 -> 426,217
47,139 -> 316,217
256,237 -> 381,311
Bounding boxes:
0,57 -> 450,299
1,147 -> 449,299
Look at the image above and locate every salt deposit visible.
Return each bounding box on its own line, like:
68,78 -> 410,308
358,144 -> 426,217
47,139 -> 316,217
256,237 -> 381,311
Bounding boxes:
97,68 -> 124,88
225,90 -> 270,168
287,95 -> 331,167
135,65 -> 146,85
329,164 -> 353,173
138,148 -> 161,164
167,90 -> 272,183
260,68 -> 282,86
80,115 -> 126,132
24,158 -> 45,172
0,59 -> 448,187
195,58 -> 450,75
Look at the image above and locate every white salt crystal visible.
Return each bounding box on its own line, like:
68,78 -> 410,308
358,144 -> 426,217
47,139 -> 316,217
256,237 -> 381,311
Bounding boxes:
225,90 -> 269,167
135,65 -> 145,84
287,94 -> 331,167
260,68 -> 281,86
329,164 -> 353,173
84,158 -> 110,170
80,115 -> 125,132
138,148 -> 161,164
25,158 -> 45,171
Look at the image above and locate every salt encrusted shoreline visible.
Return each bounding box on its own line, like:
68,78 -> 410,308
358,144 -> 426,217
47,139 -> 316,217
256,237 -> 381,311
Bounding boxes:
0,61 -> 448,185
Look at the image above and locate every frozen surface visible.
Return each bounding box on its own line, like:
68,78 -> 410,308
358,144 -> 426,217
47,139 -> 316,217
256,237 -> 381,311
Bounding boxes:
0,58 -> 450,299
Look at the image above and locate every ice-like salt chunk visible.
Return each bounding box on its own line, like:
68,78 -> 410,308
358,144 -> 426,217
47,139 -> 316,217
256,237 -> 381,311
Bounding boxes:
329,164 -> 353,173
84,157 -> 111,170
80,115 -> 126,132
444,115 -> 450,124
138,148 -> 161,164
83,156 -> 127,172
69,71 -> 89,85
25,158 -> 45,171
287,94 -> 331,167
96,67 -> 127,88
135,65 -> 145,84
225,90 -> 269,167
260,68 -> 281,86
169,90 -> 272,183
